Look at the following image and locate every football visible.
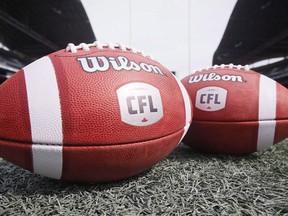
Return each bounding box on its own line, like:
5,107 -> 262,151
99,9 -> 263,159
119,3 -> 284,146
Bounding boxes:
0,41 -> 192,182
181,64 -> 288,154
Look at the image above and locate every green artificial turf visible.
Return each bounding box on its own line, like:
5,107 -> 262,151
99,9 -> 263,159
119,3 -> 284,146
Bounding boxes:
1,141 -> 288,215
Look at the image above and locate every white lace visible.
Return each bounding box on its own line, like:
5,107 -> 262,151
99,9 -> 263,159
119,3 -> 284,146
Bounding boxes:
65,41 -> 154,60
191,64 -> 250,74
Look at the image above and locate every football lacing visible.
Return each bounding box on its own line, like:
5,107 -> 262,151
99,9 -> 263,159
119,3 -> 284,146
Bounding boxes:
191,64 -> 250,74
65,41 -> 154,60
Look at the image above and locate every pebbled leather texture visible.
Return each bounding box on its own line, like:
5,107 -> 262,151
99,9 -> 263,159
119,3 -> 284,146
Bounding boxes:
181,65 -> 288,154
0,44 -> 191,182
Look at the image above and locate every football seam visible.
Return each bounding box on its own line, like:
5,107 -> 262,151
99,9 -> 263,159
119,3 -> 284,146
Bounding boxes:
192,118 -> 288,123
0,125 -> 187,147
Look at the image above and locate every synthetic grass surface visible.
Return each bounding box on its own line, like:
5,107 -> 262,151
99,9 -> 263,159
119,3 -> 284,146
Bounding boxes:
1,141 -> 288,215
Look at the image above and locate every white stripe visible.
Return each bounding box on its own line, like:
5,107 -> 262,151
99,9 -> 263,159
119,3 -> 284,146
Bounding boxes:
24,56 -> 63,179
173,75 -> 192,125
32,145 -> 63,179
178,123 -> 191,147
257,75 -> 276,151
172,75 -> 192,144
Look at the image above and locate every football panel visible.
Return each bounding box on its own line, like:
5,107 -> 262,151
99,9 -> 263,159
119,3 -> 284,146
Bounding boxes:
183,120 -> 260,154
184,119 -> 288,154
0,128 -> 185,182
61,128 -> 184,182
274,119 -> 288,144
49,49 -> 187,145
0,129 -> 184,182
181,68 -> 261,122
0,140 -> 33,171
0,70 -> 32,143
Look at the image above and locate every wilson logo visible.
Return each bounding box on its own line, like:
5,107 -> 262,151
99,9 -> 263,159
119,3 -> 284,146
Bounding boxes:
188,73 -> 244,83
117,82 -> 163,126
77,56 -> 165,76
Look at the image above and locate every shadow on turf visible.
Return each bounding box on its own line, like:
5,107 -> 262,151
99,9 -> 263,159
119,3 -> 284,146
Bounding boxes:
169,142 -> 264,162
0,159 -> 153,196
1,141 -> 284,196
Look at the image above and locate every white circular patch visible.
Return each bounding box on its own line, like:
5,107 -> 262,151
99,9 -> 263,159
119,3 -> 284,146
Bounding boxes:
195,86 -> 227,112
117,82 -> 163,126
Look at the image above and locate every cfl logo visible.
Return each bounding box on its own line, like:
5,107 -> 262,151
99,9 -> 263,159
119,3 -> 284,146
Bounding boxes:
196,86 -> 227,112
117,83 -> 163,126
126,95 -> 158,115
199,94 -> 221,105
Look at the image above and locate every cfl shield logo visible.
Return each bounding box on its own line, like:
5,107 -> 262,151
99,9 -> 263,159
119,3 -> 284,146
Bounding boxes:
196,86 -> 227,111
117,82 -> 163,126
